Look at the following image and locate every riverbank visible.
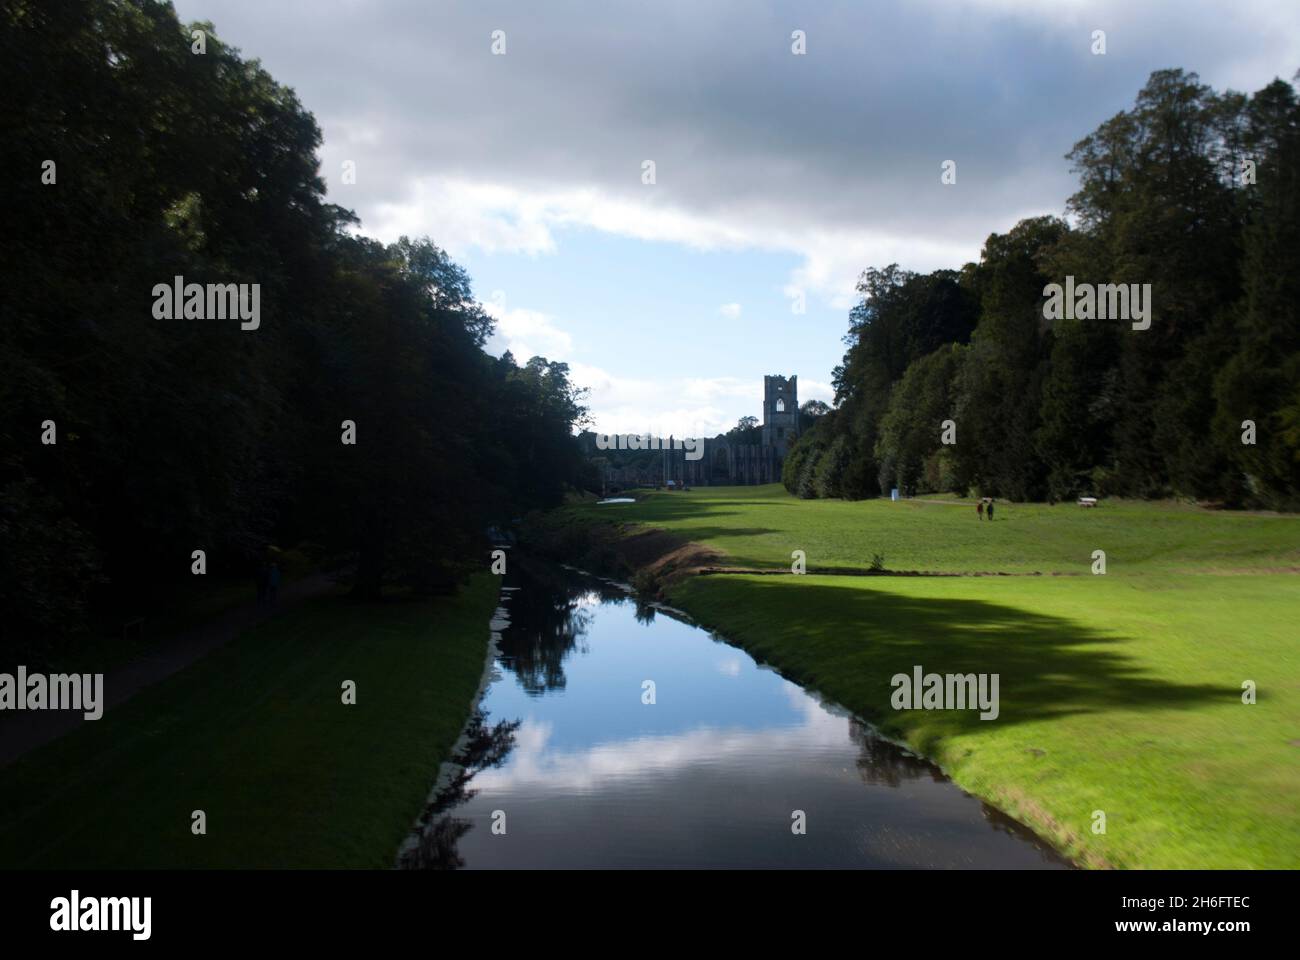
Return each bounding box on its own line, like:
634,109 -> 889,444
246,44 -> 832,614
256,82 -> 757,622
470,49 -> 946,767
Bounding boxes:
524,489 -> 1300,869
0,574 -> 500,868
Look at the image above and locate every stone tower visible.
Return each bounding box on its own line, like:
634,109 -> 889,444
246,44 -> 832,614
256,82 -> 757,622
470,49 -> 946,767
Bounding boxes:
761,374 -> 799,454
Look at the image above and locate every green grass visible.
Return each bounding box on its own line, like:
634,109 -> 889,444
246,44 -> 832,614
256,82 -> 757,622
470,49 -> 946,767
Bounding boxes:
0,575 -> 499,868
569,485 -> 1300,868
572,484 -> 1300,574
670,573 -> 1300,868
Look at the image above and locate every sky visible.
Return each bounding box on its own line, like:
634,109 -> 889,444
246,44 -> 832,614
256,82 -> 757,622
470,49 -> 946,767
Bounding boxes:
173,0 -> 1300,438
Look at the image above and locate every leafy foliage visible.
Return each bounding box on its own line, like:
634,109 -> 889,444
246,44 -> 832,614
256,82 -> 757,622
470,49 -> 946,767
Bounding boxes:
1,1 -> 587,650
788,69 -> 1300,508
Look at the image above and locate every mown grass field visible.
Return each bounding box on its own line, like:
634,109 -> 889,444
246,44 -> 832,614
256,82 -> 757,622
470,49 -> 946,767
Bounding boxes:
575,484 -> 1300,574
0,575 -> 499,868
570,486 -> 1300,868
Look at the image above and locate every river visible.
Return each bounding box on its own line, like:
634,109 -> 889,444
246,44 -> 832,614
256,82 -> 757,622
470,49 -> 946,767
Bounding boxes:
401,558 -> 1069,869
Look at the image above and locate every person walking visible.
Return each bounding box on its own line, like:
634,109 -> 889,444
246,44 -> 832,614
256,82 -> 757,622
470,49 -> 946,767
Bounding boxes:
986,500 -> 995,522
267,561 -> 282,604
976,500 -> 984,520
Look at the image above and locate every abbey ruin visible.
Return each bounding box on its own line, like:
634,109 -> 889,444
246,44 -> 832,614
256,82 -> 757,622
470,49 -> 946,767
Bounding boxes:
596,375 -> 800,488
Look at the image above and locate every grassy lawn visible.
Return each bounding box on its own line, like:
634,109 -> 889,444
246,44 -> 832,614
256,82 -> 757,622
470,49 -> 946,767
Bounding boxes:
671,573 -> 1299,868
0,574 -> 499,869
572,484 -> 1300,574
568,485 -> 1300,868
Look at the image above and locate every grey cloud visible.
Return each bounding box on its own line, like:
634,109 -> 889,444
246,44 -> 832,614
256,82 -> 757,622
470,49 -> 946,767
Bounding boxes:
174,0 -> 1299,262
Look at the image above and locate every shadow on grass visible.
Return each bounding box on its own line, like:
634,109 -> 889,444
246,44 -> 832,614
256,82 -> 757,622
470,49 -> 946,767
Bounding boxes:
696,576 -> 1233,749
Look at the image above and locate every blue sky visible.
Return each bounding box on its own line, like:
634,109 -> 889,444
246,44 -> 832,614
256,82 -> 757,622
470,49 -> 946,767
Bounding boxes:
461,228 -> 844,435
173,0 -> 1300,436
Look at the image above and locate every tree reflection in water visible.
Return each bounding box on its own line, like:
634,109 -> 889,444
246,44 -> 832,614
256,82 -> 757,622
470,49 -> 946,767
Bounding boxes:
399,710 -> 520,870
632,598 -> 658,625
493,559 -> 610,696
404,560 -> 604,868
848,717 -> 946,787
848,717 -> 1066,863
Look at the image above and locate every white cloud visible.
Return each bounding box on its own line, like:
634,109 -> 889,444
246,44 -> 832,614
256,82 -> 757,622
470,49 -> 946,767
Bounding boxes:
556,362 -> 837,437
366,179 -> 559,258
361,174 -> 1012,311
175,0 -> 1300,313
717,657 -> 743,677
483,300 -> 573,361
475,692 -> 846,793
565,363 -> 755,438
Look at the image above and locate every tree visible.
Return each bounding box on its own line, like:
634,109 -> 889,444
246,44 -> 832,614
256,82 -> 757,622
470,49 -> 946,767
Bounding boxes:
952,216 -> 1067,500
876,345 -> 964,495
799,68 -> 1299,509
726,416 -> 761,444
0,1 -> 591,655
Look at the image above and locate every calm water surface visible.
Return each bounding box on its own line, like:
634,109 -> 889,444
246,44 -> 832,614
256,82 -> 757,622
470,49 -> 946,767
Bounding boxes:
404,559 -> 1068,869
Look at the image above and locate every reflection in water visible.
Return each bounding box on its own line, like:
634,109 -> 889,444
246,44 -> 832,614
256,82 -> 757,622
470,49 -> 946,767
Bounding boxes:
492,563 -> 603,696
847,717 -> 943,788
399,711 -> 520,870
405,557 -> 1069,870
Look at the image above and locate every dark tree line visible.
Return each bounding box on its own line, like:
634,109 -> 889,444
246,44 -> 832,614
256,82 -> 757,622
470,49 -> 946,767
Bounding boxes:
1,0 -> 588,656
787,69 -> 1300,509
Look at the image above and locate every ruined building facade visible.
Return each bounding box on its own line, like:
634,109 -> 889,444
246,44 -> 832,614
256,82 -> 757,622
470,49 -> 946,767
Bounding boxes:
760,374 -> 799,456
604,375 -> 800,488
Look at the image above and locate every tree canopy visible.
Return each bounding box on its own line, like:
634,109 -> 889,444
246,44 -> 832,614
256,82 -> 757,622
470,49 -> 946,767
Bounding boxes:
1,0 -> 588,657
787,69 -> 1300,509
